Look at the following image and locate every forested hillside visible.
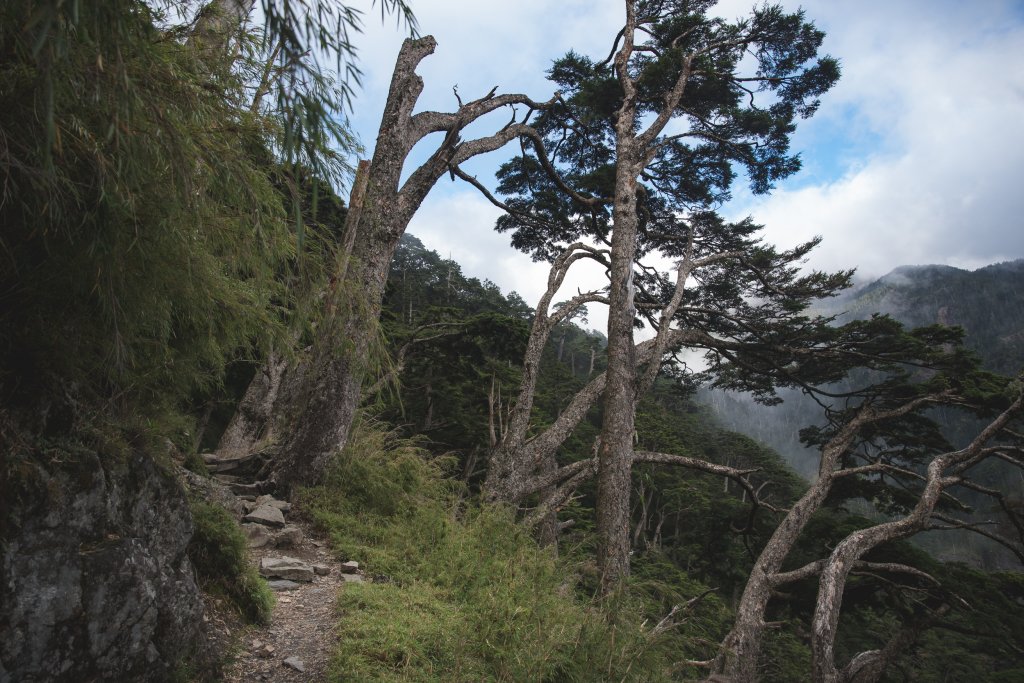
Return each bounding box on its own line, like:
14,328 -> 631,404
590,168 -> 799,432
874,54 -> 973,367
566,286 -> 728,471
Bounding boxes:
702,261 -> 1024,568
327,233 -> 1024,681
1,1 -> 1022,682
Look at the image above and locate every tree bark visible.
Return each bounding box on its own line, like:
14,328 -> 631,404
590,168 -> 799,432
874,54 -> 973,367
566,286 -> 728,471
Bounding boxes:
595,0 -> 644,594
215,352 -> 287,459
714,395 -> 940,682
190,0 -> 253,54
265,37 -> 557,494
809,393 -> 1022,682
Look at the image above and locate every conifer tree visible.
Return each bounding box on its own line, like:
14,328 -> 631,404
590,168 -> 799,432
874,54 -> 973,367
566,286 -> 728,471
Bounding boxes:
476,0 -> 842,591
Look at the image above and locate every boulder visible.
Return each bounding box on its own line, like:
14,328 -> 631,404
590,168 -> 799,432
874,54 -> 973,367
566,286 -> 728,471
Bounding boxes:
1,451 -> 211,682
339,560 -> 360,574
241,523 -> 273,548
267,580 -> 301,591
313,564 -> 331,576
271,525 -> 303,549
255,494 -> 292,513
177,465 -> 245,517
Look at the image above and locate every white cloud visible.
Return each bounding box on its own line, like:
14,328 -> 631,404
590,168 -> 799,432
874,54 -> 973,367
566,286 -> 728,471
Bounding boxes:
407,190 -> 613,329
405,191 -> 546,298
345,0 -> 1024,313
742,0 -> 1024,277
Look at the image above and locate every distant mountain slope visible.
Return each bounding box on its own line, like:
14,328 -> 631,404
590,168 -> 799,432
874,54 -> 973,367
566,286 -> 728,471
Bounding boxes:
828,259 -> 1024,373
699,259 -> 1024,567
705,260 -> 1024,469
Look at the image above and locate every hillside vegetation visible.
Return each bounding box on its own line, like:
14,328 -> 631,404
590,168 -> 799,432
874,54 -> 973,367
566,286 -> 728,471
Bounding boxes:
1,2 -> 1022,681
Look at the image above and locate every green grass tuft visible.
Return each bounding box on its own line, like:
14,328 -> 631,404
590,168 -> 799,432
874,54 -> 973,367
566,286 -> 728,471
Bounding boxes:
188,500 -> 274,625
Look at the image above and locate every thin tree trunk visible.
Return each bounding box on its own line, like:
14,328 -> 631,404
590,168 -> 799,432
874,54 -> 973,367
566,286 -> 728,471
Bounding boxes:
595,2 -> 642,591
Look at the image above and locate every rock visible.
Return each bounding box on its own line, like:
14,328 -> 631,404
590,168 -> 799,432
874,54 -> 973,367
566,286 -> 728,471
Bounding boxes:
177,465 -> 245,517
243,504 -> 286,528
226,481 -> 268,496
1,452 -> 212,682
259,556 -> 315,582
339,560 -> 360,574
267,579 -> 301,591
256,644 -> 275,659
342,573 -> 365,583
283,657 -> 305,673
272,525 -> 303,548
256,494 -> 292,513
313,564 -> 331,576
200,455 -> 242,474
242,523 -> 272,548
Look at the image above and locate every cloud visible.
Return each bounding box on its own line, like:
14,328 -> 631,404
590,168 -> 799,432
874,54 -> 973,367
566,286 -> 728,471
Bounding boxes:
346,0 -> 1024,311
348,0 -> 623,153
407,190 -> 613,329
405,192 -> 549,299
740,0 -> 1024,277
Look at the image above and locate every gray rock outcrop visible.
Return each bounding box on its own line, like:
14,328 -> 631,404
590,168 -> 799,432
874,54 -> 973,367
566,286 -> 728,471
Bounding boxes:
0,450 -> 210,681
243,504 -> 285,528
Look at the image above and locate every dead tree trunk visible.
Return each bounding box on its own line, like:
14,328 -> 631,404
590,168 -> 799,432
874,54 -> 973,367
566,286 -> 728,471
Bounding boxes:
262,36 -> 556,494
190,0 -> 253,53
215,352 -> 288,459
482,242 -> 608,503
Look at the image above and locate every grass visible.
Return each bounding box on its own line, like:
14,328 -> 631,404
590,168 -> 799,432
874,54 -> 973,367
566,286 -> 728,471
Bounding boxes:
187,500 -> 274,625
301,417 -> 724,682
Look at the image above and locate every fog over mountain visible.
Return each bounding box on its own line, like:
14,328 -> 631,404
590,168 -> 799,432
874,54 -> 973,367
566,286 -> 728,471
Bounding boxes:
700,259 -> 1024,566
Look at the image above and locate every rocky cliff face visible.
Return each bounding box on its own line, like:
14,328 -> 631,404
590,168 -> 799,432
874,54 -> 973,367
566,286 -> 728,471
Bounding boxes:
1,449 -> 209,682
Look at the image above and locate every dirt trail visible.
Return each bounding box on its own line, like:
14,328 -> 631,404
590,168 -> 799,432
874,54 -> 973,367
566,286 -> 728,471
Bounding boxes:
200,488 -> 368,683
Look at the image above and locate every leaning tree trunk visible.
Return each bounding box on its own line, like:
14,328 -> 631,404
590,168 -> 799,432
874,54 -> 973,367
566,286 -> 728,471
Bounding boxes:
268,34 -> 432,494
263,36 -> 556,494
215,351 -> 288,459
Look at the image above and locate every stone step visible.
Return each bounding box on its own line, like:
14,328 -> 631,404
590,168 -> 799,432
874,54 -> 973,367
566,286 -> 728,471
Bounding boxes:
260,556 -> 315,582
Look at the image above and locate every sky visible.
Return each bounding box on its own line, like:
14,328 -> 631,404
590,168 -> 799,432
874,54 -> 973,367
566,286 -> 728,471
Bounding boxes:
339,0 -> 1024,329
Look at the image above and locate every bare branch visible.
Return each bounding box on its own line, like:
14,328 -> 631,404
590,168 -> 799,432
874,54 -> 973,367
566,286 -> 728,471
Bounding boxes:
523,458 -> 599,528
771,560 -> 939,588
928,513 -> 1024,565
634,450 -> 783,514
